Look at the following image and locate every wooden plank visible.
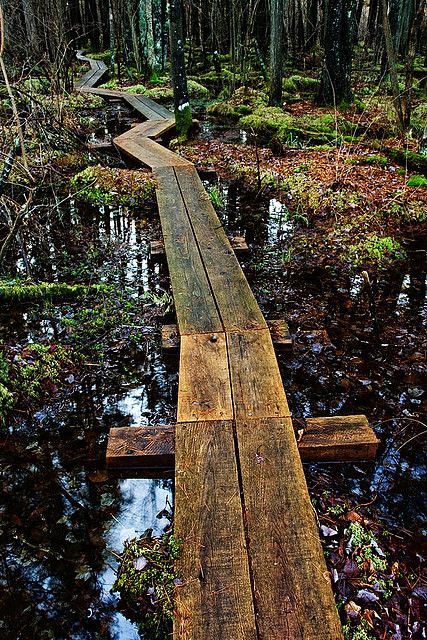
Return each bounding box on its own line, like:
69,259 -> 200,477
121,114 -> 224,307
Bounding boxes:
267,319 -> 293,350
229,235 -> 249,255
137,95 -> 174,119
116,119 -> 175,142
115,136 -> 191,168
227,329 -> 290,419
174,166 -> 266,332
123,95 -> 164,120
154,166 -> 222,335
106,425 -> 174,468
236,416 -> 344,640
300,415 -> 379,461
104,415 -> 379,469
177,333 -> 233,422
174,420 -> 257,640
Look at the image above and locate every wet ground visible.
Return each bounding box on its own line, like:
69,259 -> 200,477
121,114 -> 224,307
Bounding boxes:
0,110 -> 426,638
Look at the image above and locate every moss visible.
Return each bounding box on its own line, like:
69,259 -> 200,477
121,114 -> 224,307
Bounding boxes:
358,155 -> 388,168
87,50 -> 113,64
113,531 -> 181,640
207,87 -> 268,120
240,106 -> 295,139
407,174 -> 427,187
70,165 -> 157,206
0,354 -> 13,428
283,74 -> 318,94
175,104 -> 193,141
385,148 -> 427,172
0,281 -> 109,304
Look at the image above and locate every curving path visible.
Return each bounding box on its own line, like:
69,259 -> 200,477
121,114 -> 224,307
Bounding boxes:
75,53 -> 345,640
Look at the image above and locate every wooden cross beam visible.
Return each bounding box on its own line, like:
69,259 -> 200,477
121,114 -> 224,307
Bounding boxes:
106,415 -> 379,474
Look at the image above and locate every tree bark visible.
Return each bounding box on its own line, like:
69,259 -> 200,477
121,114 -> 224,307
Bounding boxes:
317,0 -> 356,105
169,0 -> 192,140
269,0 -> 284,105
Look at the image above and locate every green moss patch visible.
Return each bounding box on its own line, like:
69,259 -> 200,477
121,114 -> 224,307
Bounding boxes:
347,235 -> 406,269
407,174 -> 427,187
0,281 -> 109,304
70,166 -> 157,206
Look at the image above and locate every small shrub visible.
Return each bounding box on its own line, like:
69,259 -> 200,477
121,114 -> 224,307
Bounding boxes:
347,235 -> 406,268
70,165 -> 157,206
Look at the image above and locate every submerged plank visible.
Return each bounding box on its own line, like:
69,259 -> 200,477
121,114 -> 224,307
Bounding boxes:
177,333 -> 233,422
174,420 -> 257,640
236,416 -> 344,640
174,166 -> 266,332
154,166 -> 222,335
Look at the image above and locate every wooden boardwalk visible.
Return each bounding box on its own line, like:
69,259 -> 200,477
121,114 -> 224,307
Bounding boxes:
75,55 -> 362,639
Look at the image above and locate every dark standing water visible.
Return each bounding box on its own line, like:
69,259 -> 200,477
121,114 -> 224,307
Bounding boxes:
0,161 -> 425,638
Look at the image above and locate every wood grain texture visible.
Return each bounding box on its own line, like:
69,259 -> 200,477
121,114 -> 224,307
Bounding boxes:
236,416 -> 344,640
174,166 -> 266,332
267,319 -> 293,350
154,166 -> 222,335
174,420 -> 257,640
227,329 -> 290,419
116,136 -> 191,168
300,415 -> 379,461
123,94 -> 163,120
106,426 -> 174,468
178,333 -> 233,422
115,119 -> 175,142
104,416 -> 378,469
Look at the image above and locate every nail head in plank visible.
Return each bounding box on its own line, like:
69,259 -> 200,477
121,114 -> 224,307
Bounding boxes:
174,420 -> 257,640
178,333 -> 233,422
236,416 -> 344,639
227,329 -> 290,419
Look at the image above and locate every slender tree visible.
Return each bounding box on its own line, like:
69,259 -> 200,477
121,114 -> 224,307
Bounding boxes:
169,0 -> 192,140
269,0 -> 284,105
317,0 -> 356,105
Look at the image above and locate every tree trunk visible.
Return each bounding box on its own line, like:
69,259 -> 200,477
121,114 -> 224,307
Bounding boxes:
269,0 -> 284,105
403,0 -> 427,128
379,0 -> 405,129
317,0 -> 356,105
169,0 -> 192,140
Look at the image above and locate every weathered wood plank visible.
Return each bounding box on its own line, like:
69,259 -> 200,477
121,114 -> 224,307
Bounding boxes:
154,166 -> 222,335
174,420 -> 257,640
116,119 -> 175,142
236,416 -> 344,640
227,329 -> 290,419
177,333 -> 233,422
115,136 -> 192,168
106,425 -> 175,468
123,94 -> 162,120
267,319 -> 293,350
137,95 -> 174,119
174,166 -> 266,332
300,415 -> 379,461
104,416 -> 378,469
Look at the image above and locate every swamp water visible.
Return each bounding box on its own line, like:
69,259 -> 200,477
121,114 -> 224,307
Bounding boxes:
0,167 -> 425,638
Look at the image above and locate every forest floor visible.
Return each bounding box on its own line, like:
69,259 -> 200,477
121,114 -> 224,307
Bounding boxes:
0,56 -> 426,639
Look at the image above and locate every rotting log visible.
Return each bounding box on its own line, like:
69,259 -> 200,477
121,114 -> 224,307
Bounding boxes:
106,415 -> 379,470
